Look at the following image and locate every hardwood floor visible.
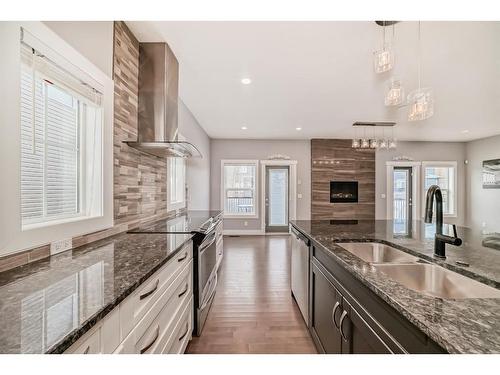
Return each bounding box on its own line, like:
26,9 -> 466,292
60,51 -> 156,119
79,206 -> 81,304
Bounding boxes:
186,235 -> 317,354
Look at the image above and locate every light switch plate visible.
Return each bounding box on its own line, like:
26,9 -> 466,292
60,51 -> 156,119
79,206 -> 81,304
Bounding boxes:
297,193 -> 303,199
50,238 -> 73,255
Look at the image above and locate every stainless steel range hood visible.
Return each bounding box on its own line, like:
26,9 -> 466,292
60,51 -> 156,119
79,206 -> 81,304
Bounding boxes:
124,42 -> 201,158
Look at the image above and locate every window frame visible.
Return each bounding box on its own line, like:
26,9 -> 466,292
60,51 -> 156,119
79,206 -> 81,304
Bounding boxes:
221,159 -> 259,219
20,44 -> 105,231
421,161 -> 458,218
1,22 -> 114,257
167,157 -> 186,212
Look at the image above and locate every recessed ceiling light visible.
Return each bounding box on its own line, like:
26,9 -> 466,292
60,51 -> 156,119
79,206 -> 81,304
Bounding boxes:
241,78 -> 252,85
241,126 -> 248,130
296,127 -> 302,131
461,129 -> 470,134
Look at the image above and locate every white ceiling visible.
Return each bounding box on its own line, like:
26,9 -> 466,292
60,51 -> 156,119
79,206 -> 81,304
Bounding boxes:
127,21 -> 500,142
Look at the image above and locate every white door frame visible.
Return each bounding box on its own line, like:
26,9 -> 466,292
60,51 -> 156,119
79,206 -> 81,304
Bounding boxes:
260,160 -> 297,233
386,161 -> 421,221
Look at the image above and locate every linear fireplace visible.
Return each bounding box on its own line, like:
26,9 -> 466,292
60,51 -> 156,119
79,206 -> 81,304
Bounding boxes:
330,181 -> 358,203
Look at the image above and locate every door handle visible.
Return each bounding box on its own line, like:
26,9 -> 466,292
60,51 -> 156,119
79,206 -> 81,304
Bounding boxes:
332,301 -> 341,329
177,252 -> 188,262
140,326 -> 160,354
178,283 -> 189,298
178,322 -> 189,341
139,279 -> 159,300
339,310 -> 349,341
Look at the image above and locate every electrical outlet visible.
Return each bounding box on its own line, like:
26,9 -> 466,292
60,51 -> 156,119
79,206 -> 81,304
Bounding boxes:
244,221 -> 248,226
50,238 -> 73,255
297,193 -> 303,199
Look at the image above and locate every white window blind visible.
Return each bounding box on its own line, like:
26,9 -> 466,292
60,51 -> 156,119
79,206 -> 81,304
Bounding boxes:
20,31 -> 104,228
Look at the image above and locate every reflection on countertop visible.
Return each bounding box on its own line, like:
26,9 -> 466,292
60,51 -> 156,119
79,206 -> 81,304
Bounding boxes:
291,219 -> 500,353
0,231 -> 192,354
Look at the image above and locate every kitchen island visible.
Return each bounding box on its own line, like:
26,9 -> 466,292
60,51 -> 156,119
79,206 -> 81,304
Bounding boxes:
290,219 -> 500,354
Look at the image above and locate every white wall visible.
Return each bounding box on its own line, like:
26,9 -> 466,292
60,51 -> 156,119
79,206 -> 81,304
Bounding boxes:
43,22 -> 114,78
0,22 -> 114,257
375,141 -> 467,225
210,139 -> 310,231
178,99 -> 211,210
465,135 -> 500,232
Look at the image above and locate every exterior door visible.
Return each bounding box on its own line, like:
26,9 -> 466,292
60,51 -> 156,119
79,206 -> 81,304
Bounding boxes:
265,166 -> 289,232
393,167 -> 413,235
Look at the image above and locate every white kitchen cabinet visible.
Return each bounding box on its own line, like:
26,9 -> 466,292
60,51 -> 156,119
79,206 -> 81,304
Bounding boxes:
65,241 -> 194,354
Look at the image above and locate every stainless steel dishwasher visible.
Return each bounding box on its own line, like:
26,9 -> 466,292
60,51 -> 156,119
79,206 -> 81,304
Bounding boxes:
290,225 -> 310,325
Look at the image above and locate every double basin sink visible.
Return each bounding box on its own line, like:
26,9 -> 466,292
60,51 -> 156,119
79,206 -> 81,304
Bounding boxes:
337,242 -> 500,299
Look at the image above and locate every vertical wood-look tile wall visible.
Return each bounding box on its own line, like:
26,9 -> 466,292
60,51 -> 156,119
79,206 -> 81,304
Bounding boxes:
113,21 -> 169,229
311,139 -> 375,220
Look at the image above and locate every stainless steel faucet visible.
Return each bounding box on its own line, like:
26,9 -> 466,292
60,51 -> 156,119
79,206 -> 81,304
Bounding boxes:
424,185 -> 462,259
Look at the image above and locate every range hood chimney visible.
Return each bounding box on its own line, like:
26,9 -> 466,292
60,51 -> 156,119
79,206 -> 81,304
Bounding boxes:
125,42 -> 201,158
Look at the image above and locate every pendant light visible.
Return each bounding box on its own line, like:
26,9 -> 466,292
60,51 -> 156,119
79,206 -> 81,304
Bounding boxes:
373,21 -> 394,73
408,22 -> 434,121
385,78 -> 405,106
384,25 -> 405,106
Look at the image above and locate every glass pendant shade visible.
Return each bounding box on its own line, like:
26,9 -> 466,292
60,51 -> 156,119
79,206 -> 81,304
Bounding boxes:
385,79 -> 405,106
407,87 -> 434,121
352,139 -> 360,148
379,139 -> 388,149
369,139 -> 379,149
389,139 -> 397,149
360,138 -> 370,148
373,46 -> 394,74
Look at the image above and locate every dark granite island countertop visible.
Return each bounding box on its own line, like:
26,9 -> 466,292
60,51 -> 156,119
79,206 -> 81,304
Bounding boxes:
0,231 -> 193,354
290,219 -> 500,354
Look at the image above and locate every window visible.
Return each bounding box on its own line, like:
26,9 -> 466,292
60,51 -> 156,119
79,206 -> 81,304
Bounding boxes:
422,162 -> 457,216
222,161 -> 258,217
167,157 -> 186,211
20,36 -> 104,229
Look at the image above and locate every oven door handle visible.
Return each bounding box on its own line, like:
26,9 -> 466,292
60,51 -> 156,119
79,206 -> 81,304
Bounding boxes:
199,234 -> 216,254
199,273 -> 217,311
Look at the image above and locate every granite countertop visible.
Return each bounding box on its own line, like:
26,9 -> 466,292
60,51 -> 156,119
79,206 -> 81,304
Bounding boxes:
0,231 -> 193,354
290,219 -> 500,353
129,210 -> 223,234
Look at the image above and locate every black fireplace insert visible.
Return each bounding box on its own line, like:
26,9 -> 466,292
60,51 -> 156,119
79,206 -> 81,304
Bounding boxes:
330,181 -> 358,203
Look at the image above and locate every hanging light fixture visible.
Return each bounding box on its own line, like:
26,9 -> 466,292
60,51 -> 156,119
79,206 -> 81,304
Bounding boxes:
351,122 -> 396,150
373,21 -> 394,74
384,25 -> 405,106
385,78 -> 405,106
351,126 -> 360,148
408,22 -> 434,121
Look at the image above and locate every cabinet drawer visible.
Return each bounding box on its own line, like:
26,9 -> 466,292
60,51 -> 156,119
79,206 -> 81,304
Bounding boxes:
68,329 -> 100,354
120,242 -> 192,340
162,296 -> 193,354
114,260 -> 193,354
65,308 -> 120,354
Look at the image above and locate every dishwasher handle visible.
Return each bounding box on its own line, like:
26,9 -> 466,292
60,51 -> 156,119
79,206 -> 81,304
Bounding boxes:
290,226 -> 310,246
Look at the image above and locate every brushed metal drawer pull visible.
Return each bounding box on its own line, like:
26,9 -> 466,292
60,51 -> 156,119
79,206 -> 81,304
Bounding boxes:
83,346 -> 90,354
140,326 -> 160,354
332,301 -> 341,329
177,252 -> 188,262
139,279 -> 159,300
339,310 -> 349,342
178,323 -> 189,341
178,284 -> 189,298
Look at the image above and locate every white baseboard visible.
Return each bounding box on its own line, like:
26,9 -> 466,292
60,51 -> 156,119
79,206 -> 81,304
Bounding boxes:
223,229 -> 265,236
223,229 -> 291,236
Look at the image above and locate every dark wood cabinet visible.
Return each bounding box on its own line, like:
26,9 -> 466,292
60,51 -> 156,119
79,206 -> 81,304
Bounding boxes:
341,299 -> 392,354
310,261 -> 392,354
310,262 -> 343,353
306,240 -> 446,354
